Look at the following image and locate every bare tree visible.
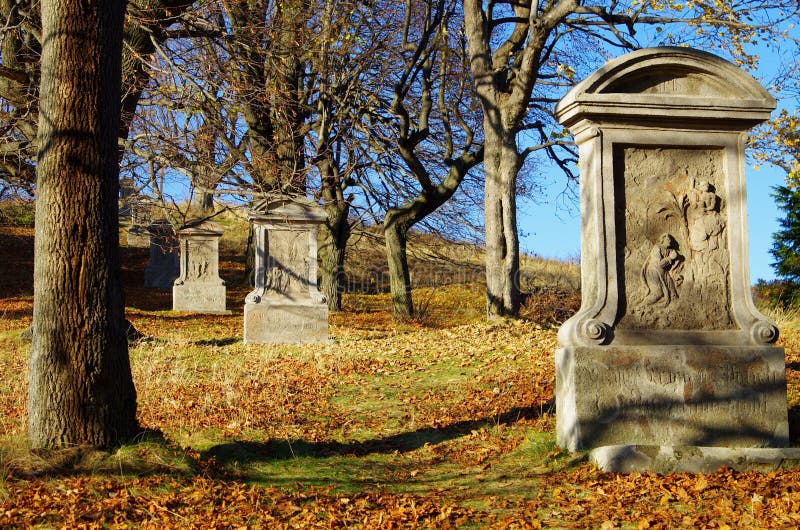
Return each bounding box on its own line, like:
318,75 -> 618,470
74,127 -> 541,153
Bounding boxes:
1,0 -> 194,200
370,0 -> 484,319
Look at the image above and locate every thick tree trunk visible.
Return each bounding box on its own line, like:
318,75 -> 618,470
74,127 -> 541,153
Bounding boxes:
319,200 -> 350,312
384,211 -> 413,320
193,189 -> 215,213
29,0 -> 138,448
484,127 -> 521,318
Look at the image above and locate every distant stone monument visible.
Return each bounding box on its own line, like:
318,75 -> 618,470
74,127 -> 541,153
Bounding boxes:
244,196 -> 328,344
173,221 -> 228,313
119,177 -> 136,218
143,220 -> 179,290
126,196 -> 154,248
554,48 -> 788,463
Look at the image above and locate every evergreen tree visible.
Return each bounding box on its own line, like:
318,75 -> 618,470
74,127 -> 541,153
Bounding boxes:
771,185 -> 800,282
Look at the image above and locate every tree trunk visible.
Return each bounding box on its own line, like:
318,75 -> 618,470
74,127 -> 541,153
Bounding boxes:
384,211 -> 414,320
484,126 -> 521,318
319,200 -> 350,312
193,189 -> 215,213
29,0 -> 138,448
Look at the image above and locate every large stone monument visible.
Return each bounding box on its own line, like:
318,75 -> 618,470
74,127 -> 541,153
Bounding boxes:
244,196 -> 328,344
143,219 -> 180,290
173,221 -> 228,313
554,48 -> 788,463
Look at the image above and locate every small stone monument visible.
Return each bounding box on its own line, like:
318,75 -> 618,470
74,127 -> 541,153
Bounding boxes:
126,196 -> 154,248
119,177 -> 136,218
144,219 -> 180,290
173,220 -> 229,313
244,196 -> 328,344
554,48 -> 788,464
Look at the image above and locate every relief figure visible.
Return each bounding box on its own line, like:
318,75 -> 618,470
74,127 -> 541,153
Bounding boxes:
191,259 -> 209,280
265,267 -> 292,294
641,233 -> 684,306
686,179 -> 725,281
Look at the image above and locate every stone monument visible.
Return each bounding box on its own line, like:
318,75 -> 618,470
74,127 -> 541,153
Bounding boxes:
554,48 -> 788,464
244,196 -> 328,344
119,177 -> 136,218
173,220 -> 229,313
126,196 -> 154,248
143,219 -> 180,290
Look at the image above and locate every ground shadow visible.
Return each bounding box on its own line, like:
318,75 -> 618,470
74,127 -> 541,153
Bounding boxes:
204,402 -> 553,465
195,337 -> 240,346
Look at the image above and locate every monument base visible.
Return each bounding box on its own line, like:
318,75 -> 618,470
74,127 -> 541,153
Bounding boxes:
173,283 -> 228,313
126,227 -> 150,248
556,345 -> 789,452
590,445 -> 800,474
244,299 -> 328,344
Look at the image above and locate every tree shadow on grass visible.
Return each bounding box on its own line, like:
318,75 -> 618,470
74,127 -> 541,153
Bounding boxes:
195,337 -> 240,346
203,402 -> 554,465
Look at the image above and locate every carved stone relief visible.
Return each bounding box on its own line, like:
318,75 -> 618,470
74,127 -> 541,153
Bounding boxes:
264,229 -> 309,296
185,239 -> 213,281
616,147 -> 734,330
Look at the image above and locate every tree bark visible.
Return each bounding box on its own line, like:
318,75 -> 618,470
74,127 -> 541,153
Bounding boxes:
462,0 -> 549,319
29,0 -> 138,448
320,198 -> 350,312
484,127 -> 521,318
384,210 -> 414,320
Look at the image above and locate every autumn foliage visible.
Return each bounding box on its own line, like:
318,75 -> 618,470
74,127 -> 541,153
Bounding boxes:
4,225 -> 800,527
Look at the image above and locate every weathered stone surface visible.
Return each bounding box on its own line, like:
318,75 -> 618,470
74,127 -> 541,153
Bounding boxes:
244,301 -> 328,344
173,221 -> 229,313
553,48 -> 787,465
244,196 -> 328,344
125,197 -> 154,248
590,445 -> 800,474
126,226 -> 150,248
144,220 -> 179,290
556,346 -> 788,451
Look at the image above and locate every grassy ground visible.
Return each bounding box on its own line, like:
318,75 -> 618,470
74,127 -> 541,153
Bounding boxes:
4,225 -> 800,528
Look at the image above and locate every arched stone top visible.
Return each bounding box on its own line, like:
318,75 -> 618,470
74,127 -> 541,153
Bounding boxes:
555,47 -> 775,129
249,194 -> 327,223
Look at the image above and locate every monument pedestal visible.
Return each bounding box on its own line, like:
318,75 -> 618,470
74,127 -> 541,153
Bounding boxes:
244,300 -> 328,344
556,345 -> 789,451
174,283 -> 228,314
144,220 -> 179,290
172,222 -> 229,313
